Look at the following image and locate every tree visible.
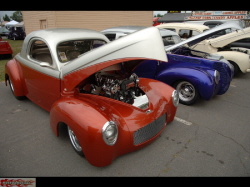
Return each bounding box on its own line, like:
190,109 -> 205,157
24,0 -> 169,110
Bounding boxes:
3,14 -> 11,21
154,13 -> 164,17
10,11 -> 23,22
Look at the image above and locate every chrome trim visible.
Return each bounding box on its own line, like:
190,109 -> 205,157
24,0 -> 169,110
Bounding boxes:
102,121 -> 118,146
214,70 -> 220,84
133,113 -> 166,145
172,90 -> 179,107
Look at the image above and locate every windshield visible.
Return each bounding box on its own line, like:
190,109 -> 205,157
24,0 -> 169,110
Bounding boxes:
57,39 -> 107,62
162,35 -> 182,46
12,27 -> 24,32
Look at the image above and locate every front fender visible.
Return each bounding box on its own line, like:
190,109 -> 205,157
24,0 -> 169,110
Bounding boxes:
156,67 -> 215,101
50,96 -> 117,167
5,58 -> 25,96
215,51 -> 250,73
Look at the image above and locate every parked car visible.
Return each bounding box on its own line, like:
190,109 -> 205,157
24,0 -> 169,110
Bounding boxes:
230,37 -> 250,50
0,35 -> 13,58
157,22 -> 250,75
0,27 -> 10,37
185,19 -> 246,29
153,17 -> 160,26
4,27 -> 179,167
101,26 -> 182,46
155,22 -> 210,40
8,26 -> 26,40
155,22 -> 235,39
101,25 -> 235,105
191,26 -> 250,75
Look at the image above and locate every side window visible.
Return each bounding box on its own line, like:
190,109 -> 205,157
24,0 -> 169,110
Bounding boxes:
30,40 -> 53,65
162,36 -> 176,46
192,30 -> 200,37
179,29 -> 191,39
163,28 -> 176,32
104,34 -> 116,41
235,38 -> 250,43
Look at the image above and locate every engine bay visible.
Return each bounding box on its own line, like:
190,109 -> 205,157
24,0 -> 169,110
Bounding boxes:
79,61 -> 149,109
170,46 -> 229,61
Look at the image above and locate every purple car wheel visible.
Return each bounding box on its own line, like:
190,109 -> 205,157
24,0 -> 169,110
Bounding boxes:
174,81 -> 199,105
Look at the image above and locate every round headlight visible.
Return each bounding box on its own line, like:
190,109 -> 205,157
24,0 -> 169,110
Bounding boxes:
172,90 -> 179,107
102,121 -> 118,146
214,70 -> 220,84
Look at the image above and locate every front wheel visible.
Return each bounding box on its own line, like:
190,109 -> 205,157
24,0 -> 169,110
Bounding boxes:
229,60 -> 241,76
174,81 -> 199,105
68,126 -> 84,157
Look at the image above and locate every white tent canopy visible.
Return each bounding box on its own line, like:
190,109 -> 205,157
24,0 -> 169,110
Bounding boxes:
5,20 -> 19,26
15,21 -> 24,27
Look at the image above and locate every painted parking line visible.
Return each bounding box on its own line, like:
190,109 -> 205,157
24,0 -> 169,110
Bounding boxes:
174,117 -> 192,125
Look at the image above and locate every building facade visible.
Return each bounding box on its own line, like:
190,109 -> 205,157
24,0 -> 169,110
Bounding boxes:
22,11 -> 153,35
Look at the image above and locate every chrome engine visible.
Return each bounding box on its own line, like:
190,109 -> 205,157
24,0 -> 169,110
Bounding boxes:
85,72 -> 144,105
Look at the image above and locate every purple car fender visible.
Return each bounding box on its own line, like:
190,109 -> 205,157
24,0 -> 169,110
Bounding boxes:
132,59 -> 216,101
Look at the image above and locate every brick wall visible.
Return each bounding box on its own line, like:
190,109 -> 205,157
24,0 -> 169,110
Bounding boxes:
22,11 -> 153,35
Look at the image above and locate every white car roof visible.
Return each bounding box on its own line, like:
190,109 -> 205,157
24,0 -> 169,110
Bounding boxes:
20,28 -> 110,58
101,26 -> 147,34
156,22 -> 210,32
101,26 -> 179,37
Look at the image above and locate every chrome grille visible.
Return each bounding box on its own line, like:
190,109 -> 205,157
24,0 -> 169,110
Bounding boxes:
213,62 -> 230,94
133,113 -> 166,145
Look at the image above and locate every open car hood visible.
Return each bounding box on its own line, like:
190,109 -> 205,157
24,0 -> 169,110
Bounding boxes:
61,27 -> 168,91
165,22 -> 243,51
207,26 -> 250,48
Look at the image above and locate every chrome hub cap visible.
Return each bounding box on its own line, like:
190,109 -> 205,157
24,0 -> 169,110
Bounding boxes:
176,82 -> 195,102
68,126 -> 82,152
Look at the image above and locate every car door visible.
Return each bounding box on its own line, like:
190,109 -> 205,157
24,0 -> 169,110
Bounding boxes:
20,38 -> 61,111
231,38 -> 250,49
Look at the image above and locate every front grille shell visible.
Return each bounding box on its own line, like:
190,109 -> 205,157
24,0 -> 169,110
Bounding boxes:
133,113 -> 166,145
213,62 -> 230,94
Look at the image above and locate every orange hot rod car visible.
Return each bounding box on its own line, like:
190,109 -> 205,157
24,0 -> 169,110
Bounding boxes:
5,27 -> 179,167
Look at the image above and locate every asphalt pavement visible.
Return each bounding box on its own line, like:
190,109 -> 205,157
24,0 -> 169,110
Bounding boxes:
0,72 -> 250,177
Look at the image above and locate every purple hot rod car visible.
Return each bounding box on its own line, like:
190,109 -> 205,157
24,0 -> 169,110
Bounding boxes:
101,24 -> 240,105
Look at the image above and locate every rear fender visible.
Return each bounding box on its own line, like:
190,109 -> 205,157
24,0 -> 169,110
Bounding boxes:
5,58 -> 25,96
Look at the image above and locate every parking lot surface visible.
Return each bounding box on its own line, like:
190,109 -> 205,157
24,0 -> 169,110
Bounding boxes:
0,72 -> 250,177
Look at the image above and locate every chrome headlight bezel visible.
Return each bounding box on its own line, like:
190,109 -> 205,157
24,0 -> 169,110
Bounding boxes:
214,70 -> 220,84
172,90 -> 179,107
102,121 -> 118,146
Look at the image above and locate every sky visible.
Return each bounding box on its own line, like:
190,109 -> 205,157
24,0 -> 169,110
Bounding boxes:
0,11 -> 15,19
153,11 -> 168,16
